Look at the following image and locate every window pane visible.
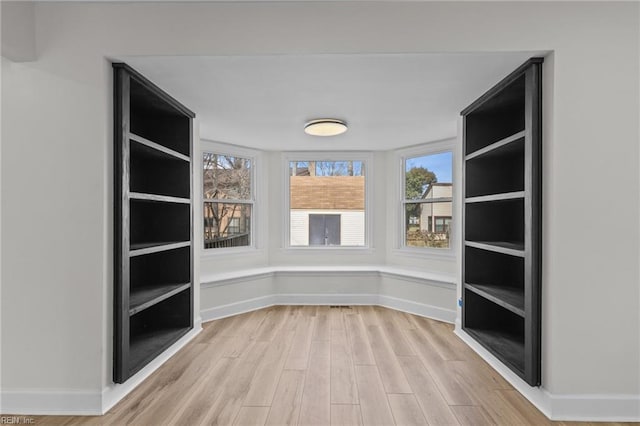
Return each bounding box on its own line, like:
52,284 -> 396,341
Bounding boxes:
405,152 -> 452,200
203,153 -> 251,200
289,161 -> 365,247
204,203 -> 251,249
405,202 -> 451,248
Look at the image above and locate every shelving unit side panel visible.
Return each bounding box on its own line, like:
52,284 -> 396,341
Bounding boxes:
113,66 -> 132,384
188,118 -> 194,329
523,62 -> 543,386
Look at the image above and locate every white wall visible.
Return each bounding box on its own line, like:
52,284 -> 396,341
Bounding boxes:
0,2 -> 36,62
1,0 -> 638,416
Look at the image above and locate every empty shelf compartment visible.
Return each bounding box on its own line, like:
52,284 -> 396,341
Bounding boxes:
130,141 -> 190,198
465,137 -> 524,198
130,199 -> 190,248
464,289 -> 525,374
465,198 -> 524,246
465,75 -> 525,155
129,289 -> 192,376
130,79 -> 191,156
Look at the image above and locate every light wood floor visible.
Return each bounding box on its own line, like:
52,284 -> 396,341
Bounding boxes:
31,306 -> 633,425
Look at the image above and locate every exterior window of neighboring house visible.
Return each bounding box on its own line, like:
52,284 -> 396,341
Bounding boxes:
289,160 -> 366,247
203,153 -> 253,249
403,151 -> 453,249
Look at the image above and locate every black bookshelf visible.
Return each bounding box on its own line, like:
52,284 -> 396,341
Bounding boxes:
461,58 -> 542,386
113,63 -> 195,383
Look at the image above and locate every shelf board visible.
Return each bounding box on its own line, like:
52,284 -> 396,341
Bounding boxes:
465,191 -> 525,204
465,327 -> 525,375
129,283 -> 191,316
129,326 -> 191,377
130,192 -> 191,204
465,130 -> 525,161
130,241 -> 191,257
465,240 -> 524,257
465,283 -> 524,317
130,132 -> 190,163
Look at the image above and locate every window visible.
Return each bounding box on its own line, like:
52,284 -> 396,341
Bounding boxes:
288,159 -> 366,247
203,153 -> 253,249
403,151 -> 453,249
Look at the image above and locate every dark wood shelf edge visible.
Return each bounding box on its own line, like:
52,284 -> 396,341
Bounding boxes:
130,241 -> 191,257
130,132 -> 191,162
129,283 -> 191,316
464,327 -> 526,378
128,326 -> 192,378
130,192 -> 191,204
465,241 -> 525,257
465,191 -> 525,204
465,283 -> 525,317
465,130 -> 525,161
113,63 -> 195,118
460,57 -> 544,116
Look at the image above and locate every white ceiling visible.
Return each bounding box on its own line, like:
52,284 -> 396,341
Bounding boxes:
121,52 -> 539,151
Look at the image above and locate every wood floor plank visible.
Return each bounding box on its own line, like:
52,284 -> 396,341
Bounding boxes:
495,389 -> 553,425
127,338 -> 231,425
354,365 -> 396,426
299,340 -> 331,426
330,405 -> 364,426
358,305 -> 381,326
312,311 -> 331,341
380,317 -> 416,356
398,356 -> 460,425
413,316 -> 463,361
285,315 -> 316,370
233,406 -> 270,426
450,405 -> 495,426
201,339 -> 268,426
244,330 -> 295,406
253,306 -> 287,341
264,370 -> 305,426
404,328 -> 475,406
329,306 -> 345,330
344,314 -> 376,365
366,325 -> 412,393
387,394 -> 428,426
391,309 -> 418,330
330,329 -> 359,404
167,357 -> 238,425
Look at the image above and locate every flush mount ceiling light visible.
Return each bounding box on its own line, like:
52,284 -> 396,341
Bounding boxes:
304,119 -> 348,137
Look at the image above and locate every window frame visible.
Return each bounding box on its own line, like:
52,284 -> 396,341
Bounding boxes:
397,140 -> 456,258
201,141 -> 257,254
283,152 -> 374,251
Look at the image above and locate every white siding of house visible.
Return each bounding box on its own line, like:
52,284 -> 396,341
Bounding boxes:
290,210 -> 365,246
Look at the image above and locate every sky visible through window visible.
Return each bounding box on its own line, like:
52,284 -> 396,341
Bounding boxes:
405,152 -> 452,183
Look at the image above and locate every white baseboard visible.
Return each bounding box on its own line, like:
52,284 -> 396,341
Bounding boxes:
100,323 -> 202,415
276,293 -> 379,306
201,293 -> 455,324
378,294 -> 456,324
0,389 -> 102,415
200,295 -> 276,322
455,327 -> 640,422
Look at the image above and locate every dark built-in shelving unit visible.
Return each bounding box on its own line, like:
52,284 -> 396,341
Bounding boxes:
113,63 -> 195,383
461,58 -> 543,386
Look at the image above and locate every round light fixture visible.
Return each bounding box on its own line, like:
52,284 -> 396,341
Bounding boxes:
304,119 -> 348,137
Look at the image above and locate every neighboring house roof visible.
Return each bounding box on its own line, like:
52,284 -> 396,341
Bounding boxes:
290,176 -> 365,210
422,182 -> 452,199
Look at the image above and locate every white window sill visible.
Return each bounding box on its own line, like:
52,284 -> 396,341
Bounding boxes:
201,246 -> 263,258
391,247 -> 457,261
